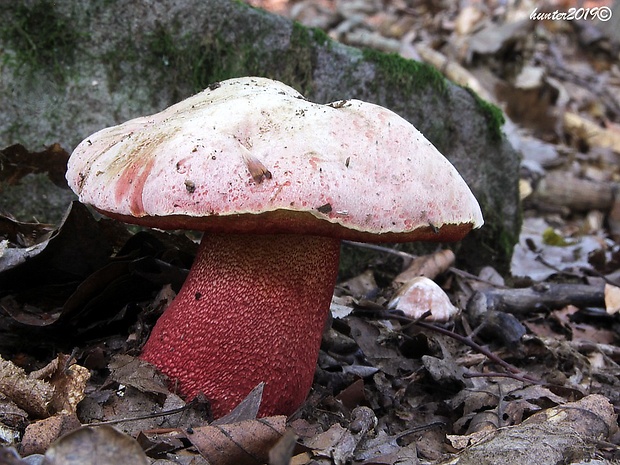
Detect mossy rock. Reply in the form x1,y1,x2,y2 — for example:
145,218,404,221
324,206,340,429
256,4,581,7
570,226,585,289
0,0,520,274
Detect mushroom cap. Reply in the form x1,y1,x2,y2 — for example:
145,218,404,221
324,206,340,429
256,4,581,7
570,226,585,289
388,276,460,322
66,77,483,243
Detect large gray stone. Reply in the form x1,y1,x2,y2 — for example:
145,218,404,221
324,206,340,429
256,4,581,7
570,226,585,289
0,0,520,273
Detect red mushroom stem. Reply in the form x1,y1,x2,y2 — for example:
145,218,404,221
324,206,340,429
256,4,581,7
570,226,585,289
140,232,341,418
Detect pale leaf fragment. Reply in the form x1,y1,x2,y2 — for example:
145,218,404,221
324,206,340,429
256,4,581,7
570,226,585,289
604,283,620,315
36,354,90,415
564,111,620,154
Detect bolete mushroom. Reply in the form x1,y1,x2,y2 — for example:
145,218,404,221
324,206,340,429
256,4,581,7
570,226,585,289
66,76,483,418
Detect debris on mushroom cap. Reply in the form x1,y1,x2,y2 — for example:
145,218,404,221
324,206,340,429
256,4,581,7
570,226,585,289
66,76,483,242
388,276,460,322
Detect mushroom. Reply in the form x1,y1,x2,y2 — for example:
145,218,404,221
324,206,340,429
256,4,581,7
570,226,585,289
66,77,483,418
388,276,460,323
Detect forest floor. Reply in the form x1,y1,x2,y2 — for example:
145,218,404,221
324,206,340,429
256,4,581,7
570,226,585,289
2,0,620,464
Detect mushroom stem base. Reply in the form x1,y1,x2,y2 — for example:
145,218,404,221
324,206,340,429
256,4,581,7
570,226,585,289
141,233,341,418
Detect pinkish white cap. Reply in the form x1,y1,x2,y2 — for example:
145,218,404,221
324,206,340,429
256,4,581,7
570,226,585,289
66,77,483,243
388,276,460,322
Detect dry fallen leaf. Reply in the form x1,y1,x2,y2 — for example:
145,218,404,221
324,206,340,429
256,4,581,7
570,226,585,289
268,429,299,465
0,356,54,418
0,143,70,188
454,4,484,36
394,250,456,284
347,317,416,377
108,354,170,395
442,394,617,465
564,111,620,154
41,425,149,465
187,415,286,465
20,413,82,456
0,447,31,465
35,354,91,416
447,428,495,450
339,269,379,300
0,355,91,457
213,382,266,425
300,407,376,465
0,353,89,419
604,283,620,315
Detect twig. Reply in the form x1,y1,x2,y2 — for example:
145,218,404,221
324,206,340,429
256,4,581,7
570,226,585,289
463,370,544,385
342,240,417,260
364,308,542,383
87,400,199,427
413,320,541,383
534,254,584,280
449,266,511,289
395,421,446,439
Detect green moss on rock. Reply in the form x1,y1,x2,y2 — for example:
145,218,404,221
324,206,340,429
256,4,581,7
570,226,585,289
0,0,83,83
465,87,506,142
362,48,447,96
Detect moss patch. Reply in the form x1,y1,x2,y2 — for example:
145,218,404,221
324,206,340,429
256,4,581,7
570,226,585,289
142,23,221,95
465,87,506,142
104,22,265,104
362,48,447,97
277,22,325,93
0,0,83,83
297,23,331,48
135,19,326,101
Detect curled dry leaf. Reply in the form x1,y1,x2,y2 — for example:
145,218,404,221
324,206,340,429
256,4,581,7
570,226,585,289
338,269,379,300
0,354,89,419
524,393,617,437
415,43,493,102
301,407,376,465
0,356,54,418
212,382,266,425
467,19,532,57
0,447,30,465
394,249,456,284
389,277,459,322
347,317,417,377
330,294,355,319
455,4,484,36
563,111,620,155
108,354,170,395
0,143,70,188
186,415,286,465
0,202,116,331
0,213,54,250
20,413,82,456
443,394,617,465
353,429,419,464
37,354,91,416
447,428,495,451
41,425,148,465
0,395,28,431
268,429,298,465
304,423,352,464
